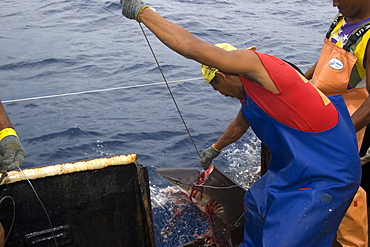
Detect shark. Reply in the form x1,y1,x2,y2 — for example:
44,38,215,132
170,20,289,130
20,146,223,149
156,165,246,247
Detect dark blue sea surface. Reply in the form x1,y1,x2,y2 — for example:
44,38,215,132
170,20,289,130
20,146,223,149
1,0,336,246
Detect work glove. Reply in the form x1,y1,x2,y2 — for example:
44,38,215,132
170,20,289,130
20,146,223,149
0,135,25,172
120,0,148,21
200,144,221,170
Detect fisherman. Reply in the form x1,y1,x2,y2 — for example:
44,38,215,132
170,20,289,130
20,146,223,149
304,0,370,245
120,1,361,246
0,101,25,172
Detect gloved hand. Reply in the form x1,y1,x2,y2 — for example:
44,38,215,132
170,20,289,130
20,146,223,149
120,0,148,21
200,144,221,169
0,135,25,172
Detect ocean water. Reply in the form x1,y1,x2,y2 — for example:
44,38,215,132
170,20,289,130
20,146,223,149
1,0,337,246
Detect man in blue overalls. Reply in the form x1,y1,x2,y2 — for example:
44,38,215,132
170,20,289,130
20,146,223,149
120,1,362,246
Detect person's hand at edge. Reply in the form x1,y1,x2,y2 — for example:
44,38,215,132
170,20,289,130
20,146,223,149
0,128,25,172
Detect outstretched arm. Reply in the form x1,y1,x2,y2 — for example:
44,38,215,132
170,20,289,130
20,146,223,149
121,1,262,78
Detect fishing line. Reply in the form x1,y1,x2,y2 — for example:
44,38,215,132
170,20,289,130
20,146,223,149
196,184,240,190
17,167,59,247
0,195,15,247
139,22,201,157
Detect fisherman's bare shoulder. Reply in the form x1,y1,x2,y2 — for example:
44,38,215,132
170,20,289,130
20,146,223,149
215,49,262,75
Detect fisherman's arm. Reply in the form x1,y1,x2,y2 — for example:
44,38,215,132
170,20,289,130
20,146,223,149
120,0,261,77
352,97,370,132
304,61,317,80
0,102,12,130
0,101,25,172
200,111,249,169
351,42,370,131
214,110,250,150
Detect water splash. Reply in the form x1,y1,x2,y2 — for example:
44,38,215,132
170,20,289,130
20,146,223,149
224,131,261,190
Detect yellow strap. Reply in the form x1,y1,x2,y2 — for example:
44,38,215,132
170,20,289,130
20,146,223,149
212,144,222,152
137,6,151,22
0,128,18,141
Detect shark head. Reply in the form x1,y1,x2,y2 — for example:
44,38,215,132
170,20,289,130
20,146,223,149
156,165,246,246
156,166,214,210
156,167,200,194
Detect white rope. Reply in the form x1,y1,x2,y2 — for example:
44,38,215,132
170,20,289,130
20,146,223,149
2,62,312,104
2,77,203,104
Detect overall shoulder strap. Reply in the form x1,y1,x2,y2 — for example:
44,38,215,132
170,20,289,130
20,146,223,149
325,13,343,39
343,22,370,51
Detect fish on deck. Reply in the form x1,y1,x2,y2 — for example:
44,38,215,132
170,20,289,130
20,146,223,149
156,165,246,247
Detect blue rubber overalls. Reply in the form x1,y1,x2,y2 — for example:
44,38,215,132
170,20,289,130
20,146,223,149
240,56,361,247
